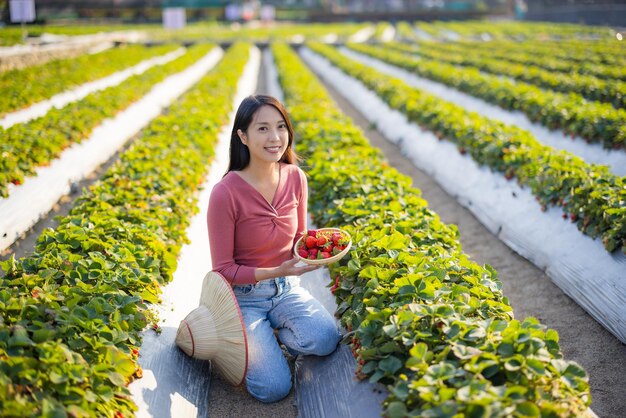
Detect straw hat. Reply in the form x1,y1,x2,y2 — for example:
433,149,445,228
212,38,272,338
175,271,248,386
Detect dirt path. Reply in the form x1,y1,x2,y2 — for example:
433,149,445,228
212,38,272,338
317,73,626,418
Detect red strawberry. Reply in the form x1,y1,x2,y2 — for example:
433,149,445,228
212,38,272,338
330,275,340,294
307,229,317,237
298,248,309,258
332,233,341,245
321,251,331,259
309,248,319,257
317,236,327,247
305,236,317,249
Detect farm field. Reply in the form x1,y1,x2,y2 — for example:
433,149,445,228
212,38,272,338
1,20,625,417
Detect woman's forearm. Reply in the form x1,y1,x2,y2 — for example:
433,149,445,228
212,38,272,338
254,266,284,282
254,257,320,282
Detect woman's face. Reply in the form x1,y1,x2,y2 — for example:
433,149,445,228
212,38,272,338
238,105,289,166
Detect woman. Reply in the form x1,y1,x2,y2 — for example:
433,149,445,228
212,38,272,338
207,95,342,403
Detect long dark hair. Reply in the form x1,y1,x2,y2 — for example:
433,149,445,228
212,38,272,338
226,95,299,174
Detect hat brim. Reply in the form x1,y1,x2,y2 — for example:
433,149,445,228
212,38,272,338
175,271,248,386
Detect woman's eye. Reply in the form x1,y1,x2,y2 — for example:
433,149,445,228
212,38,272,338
259,127,267,132
278,124,286,129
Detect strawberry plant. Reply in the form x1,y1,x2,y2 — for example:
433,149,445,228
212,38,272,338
273,41,591,417
387,41,626,109
308,42,626,254
347,42,626,150
0,43,214,198
0,44,179,117
0,42,252,416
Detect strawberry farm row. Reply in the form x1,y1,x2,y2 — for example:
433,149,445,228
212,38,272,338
347,43,626,151
272,42,591,417
309,42,626,255
0,42,250,417
0,44,179,117
414,20,616,42
414,40,626,82
0,44,213,198
387,41,626,109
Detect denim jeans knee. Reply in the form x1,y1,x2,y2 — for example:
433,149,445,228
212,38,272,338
233,276,340,402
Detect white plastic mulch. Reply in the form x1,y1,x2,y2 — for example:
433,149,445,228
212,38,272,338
128,46,260,418
0,47,224,253
1,47,186,128
299,46,626,345
347,26,375,43
339,47,626,177
380,26,396,42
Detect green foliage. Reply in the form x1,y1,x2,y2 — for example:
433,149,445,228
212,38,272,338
272,41,591,417
0,43,212,198
348,42,626,150
0,42,251,416
387,41,626,110
309,41,626,254
0,44,178,116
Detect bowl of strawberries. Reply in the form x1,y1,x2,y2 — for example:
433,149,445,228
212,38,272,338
294,228,352,265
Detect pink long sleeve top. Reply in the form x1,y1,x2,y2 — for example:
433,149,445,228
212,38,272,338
207,162,308,285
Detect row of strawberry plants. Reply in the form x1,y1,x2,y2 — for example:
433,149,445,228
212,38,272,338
309,42,626,254
347,42,626,150
417,21,615,45
388,41,626,109
0,42,250,417
421,40,626,83
0,43,212,199
272,42,590,417
0,43,179,117
506,39,626,67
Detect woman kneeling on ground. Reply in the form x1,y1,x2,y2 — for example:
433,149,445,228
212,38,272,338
207,94,342,403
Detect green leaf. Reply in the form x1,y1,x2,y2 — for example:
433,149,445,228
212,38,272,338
379,356,403,374
515,401,540,417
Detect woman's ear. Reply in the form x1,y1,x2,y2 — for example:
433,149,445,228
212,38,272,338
237,129,247,145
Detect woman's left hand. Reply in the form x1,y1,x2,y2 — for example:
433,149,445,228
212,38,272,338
278,257,321,277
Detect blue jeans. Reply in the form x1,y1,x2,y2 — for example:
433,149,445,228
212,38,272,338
232,276,342,403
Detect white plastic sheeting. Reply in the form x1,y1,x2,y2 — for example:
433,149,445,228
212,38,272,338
339,47,626,177
0,47,224,253
1,47,186,128
128,46,261,418
348,26,375,43
299,47,626,346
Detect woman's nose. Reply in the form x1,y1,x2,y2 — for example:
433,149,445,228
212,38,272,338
269,129,281,140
